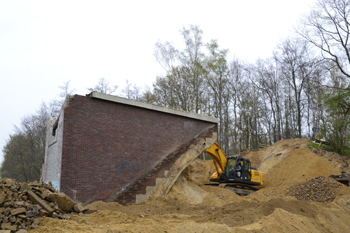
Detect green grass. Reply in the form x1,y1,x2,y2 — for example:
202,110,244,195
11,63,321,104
308,141,349,156
308,141,320,150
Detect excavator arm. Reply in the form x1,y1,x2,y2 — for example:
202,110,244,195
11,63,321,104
205,143,227,179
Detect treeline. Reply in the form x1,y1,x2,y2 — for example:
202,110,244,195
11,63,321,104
141,0,350,156
143,31,325,155
2,0,349,181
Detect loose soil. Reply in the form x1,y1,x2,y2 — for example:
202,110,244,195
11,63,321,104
31,138,350,233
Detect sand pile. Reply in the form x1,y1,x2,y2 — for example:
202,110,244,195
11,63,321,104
262,147,340,188
251,138,309,174
25,138,350,232
310,145,350,176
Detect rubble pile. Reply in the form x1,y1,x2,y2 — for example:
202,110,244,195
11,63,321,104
0,178,86,232
287,176,341,202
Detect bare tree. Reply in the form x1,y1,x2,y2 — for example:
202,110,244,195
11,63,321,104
122,79,145,101
228,59,246,153
51,80,76,116
58,80,76,99
276,38,320,137
205,40,230,152
87,78,118,95
153,25,207,114
298,0,350,78
251,58,283,143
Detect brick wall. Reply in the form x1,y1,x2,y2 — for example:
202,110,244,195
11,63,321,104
61,95,217,205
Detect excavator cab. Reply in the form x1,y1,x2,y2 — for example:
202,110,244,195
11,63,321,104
225,157,252,182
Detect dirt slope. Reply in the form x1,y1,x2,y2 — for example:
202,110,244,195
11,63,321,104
30,138,350,233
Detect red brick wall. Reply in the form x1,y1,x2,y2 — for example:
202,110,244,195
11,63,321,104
61,95,217,204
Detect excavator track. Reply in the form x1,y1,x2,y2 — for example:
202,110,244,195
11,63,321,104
204,183,259,196
224,184,259,196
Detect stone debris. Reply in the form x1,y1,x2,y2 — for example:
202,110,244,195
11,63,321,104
287,176,341,202
0,178,88,232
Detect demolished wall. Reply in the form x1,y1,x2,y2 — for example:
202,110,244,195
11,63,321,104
43,92,218,205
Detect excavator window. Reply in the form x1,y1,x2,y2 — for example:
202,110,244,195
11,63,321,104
227,159,236,169
235,160,243,178
244,160,251,180
226,159,236,178
244,161,249,171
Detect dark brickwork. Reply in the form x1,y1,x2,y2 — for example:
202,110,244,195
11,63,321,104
61,95,217,205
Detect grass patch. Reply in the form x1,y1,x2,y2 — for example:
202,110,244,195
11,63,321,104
308,141,349,156
308,142,320,150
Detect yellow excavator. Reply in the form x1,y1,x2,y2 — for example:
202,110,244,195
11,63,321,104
205,143,263,195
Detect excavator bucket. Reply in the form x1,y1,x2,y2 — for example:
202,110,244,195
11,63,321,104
42,92,218,205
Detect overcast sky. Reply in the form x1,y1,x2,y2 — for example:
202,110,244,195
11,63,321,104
0,0,317,164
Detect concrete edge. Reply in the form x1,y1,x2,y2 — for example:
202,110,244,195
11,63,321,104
89,92,219,124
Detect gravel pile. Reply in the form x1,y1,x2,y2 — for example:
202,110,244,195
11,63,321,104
287,176,341,202
0,178,87,232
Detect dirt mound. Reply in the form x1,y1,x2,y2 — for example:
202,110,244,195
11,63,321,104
182,158,214,184
161,174,208,204
310,145,350,176
256,138,309,173
248,144,350,202
262,147,340,188
28,138,350,233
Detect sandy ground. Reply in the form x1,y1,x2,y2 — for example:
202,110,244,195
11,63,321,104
31,138,350,233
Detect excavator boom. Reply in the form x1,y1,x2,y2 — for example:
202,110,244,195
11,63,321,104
205,143,227,177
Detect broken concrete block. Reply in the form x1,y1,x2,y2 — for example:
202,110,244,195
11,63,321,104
8,216,16,223
26,206,40,218
26,191,53,214
39,209,49,217
40,189,51,199
17,230,28,233
31,218,40,228
1,179,15,186
56,213,71,219
0,178,79,231
73,202,86,213
46,193,75,212
10,208,26,216
1,223,17,231
19,183,32,193
3,208,10,216
14,201,25,207
0,193,6,205
28,181,42,187
84,208,97,214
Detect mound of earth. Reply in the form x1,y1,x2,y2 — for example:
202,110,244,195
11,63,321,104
24,138,350,232
310,145,350,176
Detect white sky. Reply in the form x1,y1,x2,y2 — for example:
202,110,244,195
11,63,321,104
0,0,317,164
